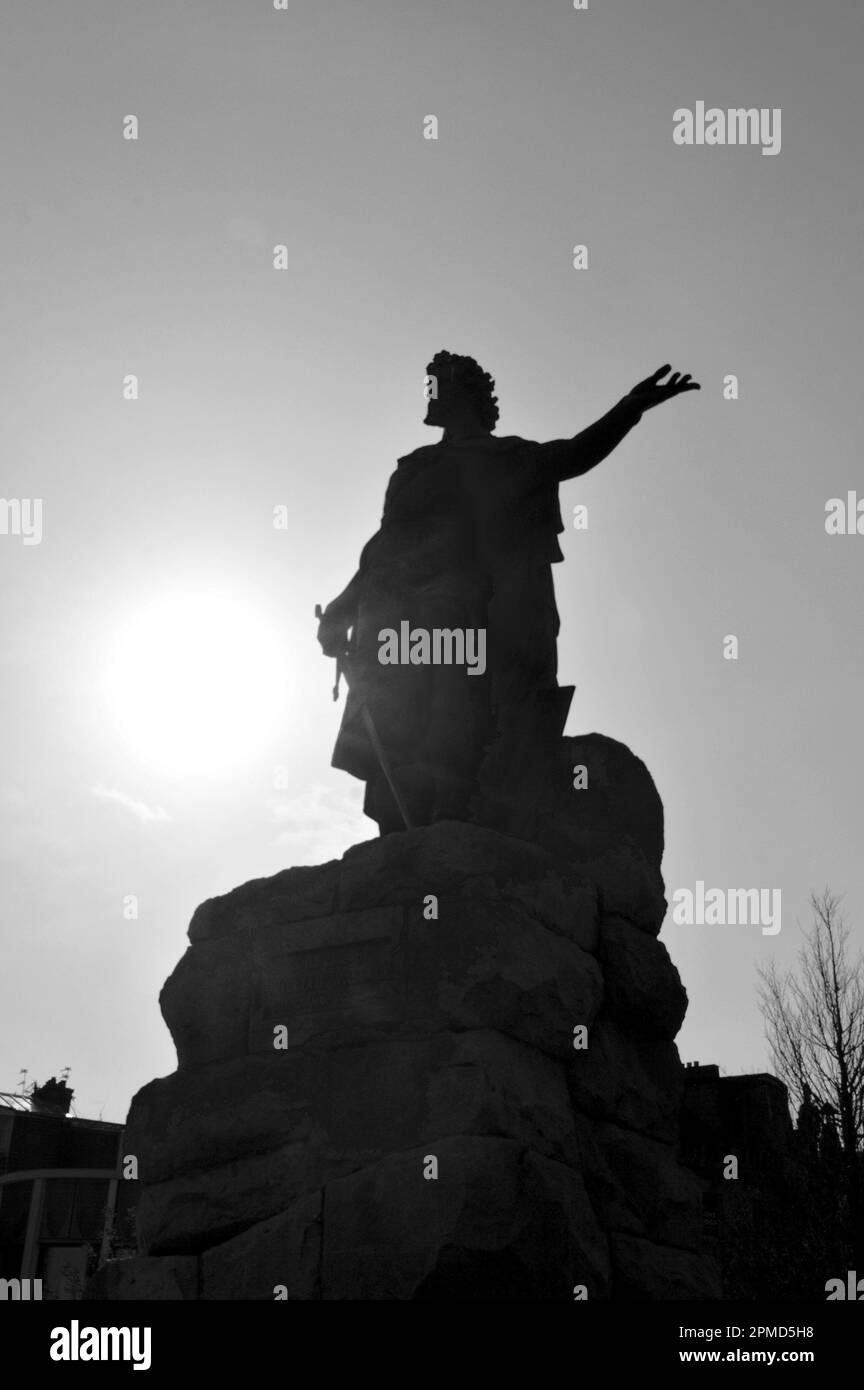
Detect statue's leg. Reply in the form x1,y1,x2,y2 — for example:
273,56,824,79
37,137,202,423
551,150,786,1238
473,563,570,834
488,562,559,708
349,577,492,832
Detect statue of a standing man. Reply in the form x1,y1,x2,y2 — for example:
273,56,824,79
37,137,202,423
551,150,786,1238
318,353,698,834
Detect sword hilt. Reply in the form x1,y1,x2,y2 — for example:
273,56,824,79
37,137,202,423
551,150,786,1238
315,603,344,701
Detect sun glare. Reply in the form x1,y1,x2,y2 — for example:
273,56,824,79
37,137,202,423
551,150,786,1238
99,587,291,779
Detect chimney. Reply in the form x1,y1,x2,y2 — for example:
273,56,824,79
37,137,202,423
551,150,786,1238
31,1077,74,1116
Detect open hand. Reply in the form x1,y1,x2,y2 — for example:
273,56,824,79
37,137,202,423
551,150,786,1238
626,364,700,412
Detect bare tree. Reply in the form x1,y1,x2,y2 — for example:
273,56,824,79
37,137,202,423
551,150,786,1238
758,888,864,1262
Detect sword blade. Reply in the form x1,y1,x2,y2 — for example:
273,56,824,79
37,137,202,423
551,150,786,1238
316,603,411,830
360,706,413,831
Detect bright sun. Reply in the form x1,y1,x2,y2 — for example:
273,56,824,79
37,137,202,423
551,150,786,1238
100,586,291,779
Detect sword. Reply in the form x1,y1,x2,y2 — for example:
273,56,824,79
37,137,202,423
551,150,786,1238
315,603,413,830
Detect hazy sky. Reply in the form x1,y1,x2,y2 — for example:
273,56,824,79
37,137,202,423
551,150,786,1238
2,0,862,1121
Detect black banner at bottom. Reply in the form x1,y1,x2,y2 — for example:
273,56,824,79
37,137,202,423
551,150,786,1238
2,1298,858,1377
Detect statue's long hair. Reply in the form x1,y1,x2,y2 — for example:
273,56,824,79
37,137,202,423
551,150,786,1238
428,350,499,430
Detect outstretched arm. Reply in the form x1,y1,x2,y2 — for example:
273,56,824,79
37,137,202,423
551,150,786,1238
539,364,700,482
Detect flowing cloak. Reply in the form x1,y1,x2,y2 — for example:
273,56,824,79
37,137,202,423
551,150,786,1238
330,433,568,802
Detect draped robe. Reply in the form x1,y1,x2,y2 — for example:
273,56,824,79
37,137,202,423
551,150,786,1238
330,433,570,828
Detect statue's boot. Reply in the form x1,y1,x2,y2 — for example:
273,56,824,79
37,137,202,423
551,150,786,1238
430,767,476,824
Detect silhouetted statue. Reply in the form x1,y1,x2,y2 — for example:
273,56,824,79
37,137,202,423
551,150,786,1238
318,351,699,833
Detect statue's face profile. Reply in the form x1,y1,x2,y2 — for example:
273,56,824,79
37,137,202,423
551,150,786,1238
423,366,452,425
423,366,487,434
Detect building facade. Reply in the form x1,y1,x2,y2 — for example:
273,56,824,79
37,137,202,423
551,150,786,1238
0,1079,137,1300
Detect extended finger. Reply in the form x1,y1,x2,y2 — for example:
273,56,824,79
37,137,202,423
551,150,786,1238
633,364,671,392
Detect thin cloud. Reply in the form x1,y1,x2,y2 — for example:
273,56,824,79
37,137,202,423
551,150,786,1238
271,784,375,864
90,784,170,824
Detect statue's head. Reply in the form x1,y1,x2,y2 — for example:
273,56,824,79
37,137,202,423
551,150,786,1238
423,351,499,436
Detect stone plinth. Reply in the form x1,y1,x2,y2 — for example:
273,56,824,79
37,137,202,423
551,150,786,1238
93,736,719,1300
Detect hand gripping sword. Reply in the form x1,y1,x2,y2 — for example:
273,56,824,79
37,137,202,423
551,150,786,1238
315,604,413,830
